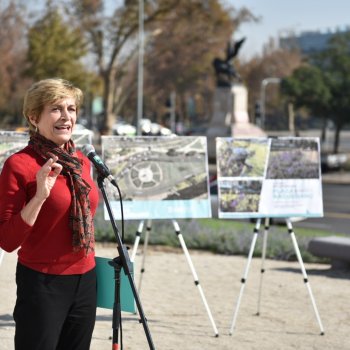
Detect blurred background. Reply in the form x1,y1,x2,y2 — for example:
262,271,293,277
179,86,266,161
1,0,349,169
1,0,350,262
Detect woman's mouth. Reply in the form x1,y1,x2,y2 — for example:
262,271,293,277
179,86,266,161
54,125,71,133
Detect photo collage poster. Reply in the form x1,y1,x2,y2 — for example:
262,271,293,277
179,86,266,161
0,130,92,172
216,137,323,219
101,136,211,220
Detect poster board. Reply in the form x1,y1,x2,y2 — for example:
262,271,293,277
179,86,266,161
95,256,135,312
216,137,323,219
71,131,93,150
0,131,29,172
101,136,212,220
0,130,92,172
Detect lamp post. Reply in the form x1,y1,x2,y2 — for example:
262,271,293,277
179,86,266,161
136,0,144,136
260,77,281,130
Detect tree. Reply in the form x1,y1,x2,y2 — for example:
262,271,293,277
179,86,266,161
71,0,183,133
281,65,331,140
142,1,257,128
71,0,258,134
281,32,350,153
316,32,350,153
0,1,28,125
239,40,303,127
26,2,90,89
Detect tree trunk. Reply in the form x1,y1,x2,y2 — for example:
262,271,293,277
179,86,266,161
178,93,187,128
333,123,341,154
287,102,296,135
320,116,327,143
101,70,116,135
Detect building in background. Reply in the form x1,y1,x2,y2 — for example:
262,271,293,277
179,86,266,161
279,26,350,55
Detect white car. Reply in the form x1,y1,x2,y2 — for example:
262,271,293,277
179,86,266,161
112,122,136,136
73,123,94,137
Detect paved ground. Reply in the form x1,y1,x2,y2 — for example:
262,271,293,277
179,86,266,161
322,170,350,184
1,172,349,349
1,244,350,350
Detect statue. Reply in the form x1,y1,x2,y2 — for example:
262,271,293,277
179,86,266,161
206,36,265,160
212,37,246,87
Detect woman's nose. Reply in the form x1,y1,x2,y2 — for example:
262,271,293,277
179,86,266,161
61,108,69,119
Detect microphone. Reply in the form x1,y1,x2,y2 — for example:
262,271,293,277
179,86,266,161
82,144,117,185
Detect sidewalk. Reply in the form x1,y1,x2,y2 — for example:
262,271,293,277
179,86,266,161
1,244,350,349
322,170,350,184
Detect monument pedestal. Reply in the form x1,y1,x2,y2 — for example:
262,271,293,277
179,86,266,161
207,84,265,160
230,84,266,137
206,87,232,160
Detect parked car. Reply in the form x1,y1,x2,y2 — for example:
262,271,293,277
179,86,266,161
140,118,173,136
321,152,348,172
112,122,136,136
73,123,94,136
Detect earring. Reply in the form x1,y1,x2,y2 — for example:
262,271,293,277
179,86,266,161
34,125,38,133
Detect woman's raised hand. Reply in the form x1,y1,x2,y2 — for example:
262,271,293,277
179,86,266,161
35,156,63,200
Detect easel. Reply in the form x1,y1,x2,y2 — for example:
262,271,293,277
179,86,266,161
229,217,325,335
130,219,219,337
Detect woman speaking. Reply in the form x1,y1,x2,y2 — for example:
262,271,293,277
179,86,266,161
0,78,99,350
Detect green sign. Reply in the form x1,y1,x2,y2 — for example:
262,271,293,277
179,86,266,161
95,256,135,313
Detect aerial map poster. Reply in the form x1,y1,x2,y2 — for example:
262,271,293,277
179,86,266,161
101,136,211,220
0,130,92,172
216,137,323,219
0,131,28,172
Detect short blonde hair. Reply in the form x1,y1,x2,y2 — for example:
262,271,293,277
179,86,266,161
23,78,84,133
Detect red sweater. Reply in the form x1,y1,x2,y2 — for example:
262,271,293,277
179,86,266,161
0,146,99,275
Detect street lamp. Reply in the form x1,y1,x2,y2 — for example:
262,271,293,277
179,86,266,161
136,0,144,136
136,2,162,136
260,77,281,129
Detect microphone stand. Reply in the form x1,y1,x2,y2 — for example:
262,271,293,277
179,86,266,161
97,175,155,350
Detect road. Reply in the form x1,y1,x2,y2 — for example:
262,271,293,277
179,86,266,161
294,182,350,234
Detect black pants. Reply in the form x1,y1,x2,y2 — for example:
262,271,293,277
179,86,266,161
14,263,97,350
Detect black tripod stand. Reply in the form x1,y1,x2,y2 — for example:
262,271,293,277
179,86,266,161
97,175,155,350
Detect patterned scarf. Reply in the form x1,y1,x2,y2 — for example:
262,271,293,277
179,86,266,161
29,132,94,255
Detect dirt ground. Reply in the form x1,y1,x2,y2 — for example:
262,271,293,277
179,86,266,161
1,243,349,350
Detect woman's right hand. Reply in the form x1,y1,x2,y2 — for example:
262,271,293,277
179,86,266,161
20,156,63,226
34,156,63,201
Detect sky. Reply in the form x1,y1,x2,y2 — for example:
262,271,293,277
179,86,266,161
225,0,350,59
25,0,350,60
